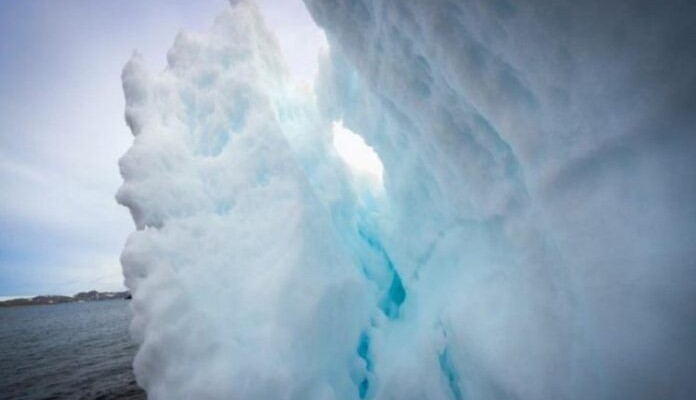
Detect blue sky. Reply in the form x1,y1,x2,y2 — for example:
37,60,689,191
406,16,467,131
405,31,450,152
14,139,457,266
0,0,323,296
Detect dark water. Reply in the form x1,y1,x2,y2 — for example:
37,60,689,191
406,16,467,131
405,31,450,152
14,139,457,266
0,300,145,400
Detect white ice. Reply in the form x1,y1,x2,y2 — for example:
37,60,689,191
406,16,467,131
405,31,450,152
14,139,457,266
118,0,696,399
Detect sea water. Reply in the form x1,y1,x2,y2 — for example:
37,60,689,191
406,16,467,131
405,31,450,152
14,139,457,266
0,300,143,399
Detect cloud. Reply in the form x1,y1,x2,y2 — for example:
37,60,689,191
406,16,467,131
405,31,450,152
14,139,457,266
0,0,228,295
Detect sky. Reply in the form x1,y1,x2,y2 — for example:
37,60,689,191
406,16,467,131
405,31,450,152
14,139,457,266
0,0,325,296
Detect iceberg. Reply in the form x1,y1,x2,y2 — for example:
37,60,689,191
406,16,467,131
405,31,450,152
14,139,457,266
118,0,696,399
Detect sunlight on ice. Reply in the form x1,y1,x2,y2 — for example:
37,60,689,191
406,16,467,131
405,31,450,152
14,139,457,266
332,120,383,181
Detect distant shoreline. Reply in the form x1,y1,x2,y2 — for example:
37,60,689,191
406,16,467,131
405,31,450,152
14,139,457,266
0,290,131,307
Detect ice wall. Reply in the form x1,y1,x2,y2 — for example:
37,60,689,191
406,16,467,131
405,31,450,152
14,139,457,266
118,3,374,398
118,0,696,399
304,0,696,398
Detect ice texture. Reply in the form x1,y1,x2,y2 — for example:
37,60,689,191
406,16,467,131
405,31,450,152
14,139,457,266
118,0,696,399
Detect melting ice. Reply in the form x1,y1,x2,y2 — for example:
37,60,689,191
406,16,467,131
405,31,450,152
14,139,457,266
118,0,696,399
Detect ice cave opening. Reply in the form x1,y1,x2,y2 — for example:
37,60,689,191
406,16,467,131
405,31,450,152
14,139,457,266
331,120,384,182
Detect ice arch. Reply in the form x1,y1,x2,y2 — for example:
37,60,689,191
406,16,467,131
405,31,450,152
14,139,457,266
118,0,696,399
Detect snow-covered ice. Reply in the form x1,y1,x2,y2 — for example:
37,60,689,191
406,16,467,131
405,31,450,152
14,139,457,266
118,0,696,399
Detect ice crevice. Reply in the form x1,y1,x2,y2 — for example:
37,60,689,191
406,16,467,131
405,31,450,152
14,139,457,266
355,330,372,398
438,326,464,400
356,224,405,320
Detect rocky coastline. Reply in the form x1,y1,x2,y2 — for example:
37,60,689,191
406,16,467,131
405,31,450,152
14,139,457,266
0,290,131,307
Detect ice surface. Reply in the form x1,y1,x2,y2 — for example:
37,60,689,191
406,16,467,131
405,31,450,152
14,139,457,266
119,0,696,399
118,4,373,398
